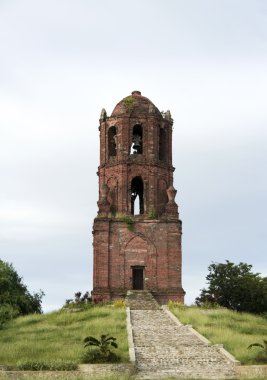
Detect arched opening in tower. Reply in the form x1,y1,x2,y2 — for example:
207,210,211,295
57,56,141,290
108,126,117,157
159,127,167,161
131,125,142,154
131,176,144,215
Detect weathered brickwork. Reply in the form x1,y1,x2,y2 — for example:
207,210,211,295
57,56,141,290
92,91,185,303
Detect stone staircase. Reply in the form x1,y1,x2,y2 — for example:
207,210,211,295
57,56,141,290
126,290,160,310
126,291,238,379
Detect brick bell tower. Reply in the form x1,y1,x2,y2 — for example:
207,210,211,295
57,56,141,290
92,91,185,304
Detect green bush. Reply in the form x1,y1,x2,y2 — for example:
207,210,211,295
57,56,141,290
0,259,44,315
63,291,92,310
63,302,93,311
196,260,267,314
0,304,19,328
148,209,157,219
17,360,78,371
248,340,267,363
82,334,120,363
81,349,121,364
120,215,134,231
123,96,136,111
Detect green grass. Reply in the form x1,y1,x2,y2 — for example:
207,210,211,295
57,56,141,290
0,376,133,380
169,305,267,365
0,305,128,366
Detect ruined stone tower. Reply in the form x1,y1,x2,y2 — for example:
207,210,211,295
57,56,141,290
92,91,185,303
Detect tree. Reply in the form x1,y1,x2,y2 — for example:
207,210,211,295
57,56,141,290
0,259,44,316
0,304,19,328
195,260,267,314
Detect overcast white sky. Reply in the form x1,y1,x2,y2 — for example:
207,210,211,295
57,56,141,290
0,0,266,312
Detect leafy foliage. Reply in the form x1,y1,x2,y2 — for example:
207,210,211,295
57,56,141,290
248,340,267,352
123,96,136,111
248,339,267,363
84,334,118,355
0,259,44,320
82,334,120,363
81,349,120,364
64,291,92,310
0,304,19,328
148,209,157,219
120,215,134,231
196,260,267,314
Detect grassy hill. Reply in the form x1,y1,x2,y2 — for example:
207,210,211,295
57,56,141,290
1,301,266,370
0,304,128,367
169,304,267,365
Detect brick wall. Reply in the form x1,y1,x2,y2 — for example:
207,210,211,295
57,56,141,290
92,91,185,303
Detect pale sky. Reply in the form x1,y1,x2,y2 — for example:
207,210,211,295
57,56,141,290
0,0,266,311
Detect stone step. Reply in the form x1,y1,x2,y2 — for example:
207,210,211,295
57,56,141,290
126,290,160,310
128,291,237,379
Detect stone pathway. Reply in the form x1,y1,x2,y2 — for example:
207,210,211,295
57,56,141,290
126,291,238,379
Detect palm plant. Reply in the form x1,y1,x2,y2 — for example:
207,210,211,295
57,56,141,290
248,340,267,354
83,334,118,356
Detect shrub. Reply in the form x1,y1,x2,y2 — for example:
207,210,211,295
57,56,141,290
82,334,120,363
148,209,157,219
63,302,93,312
123,96,136,111
0,259,44,315
248,340,267,363
84,334,118,354
113,299,125,308
120,215,134,231
63,291,92,310
81,349,120,364
0,304,19,328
